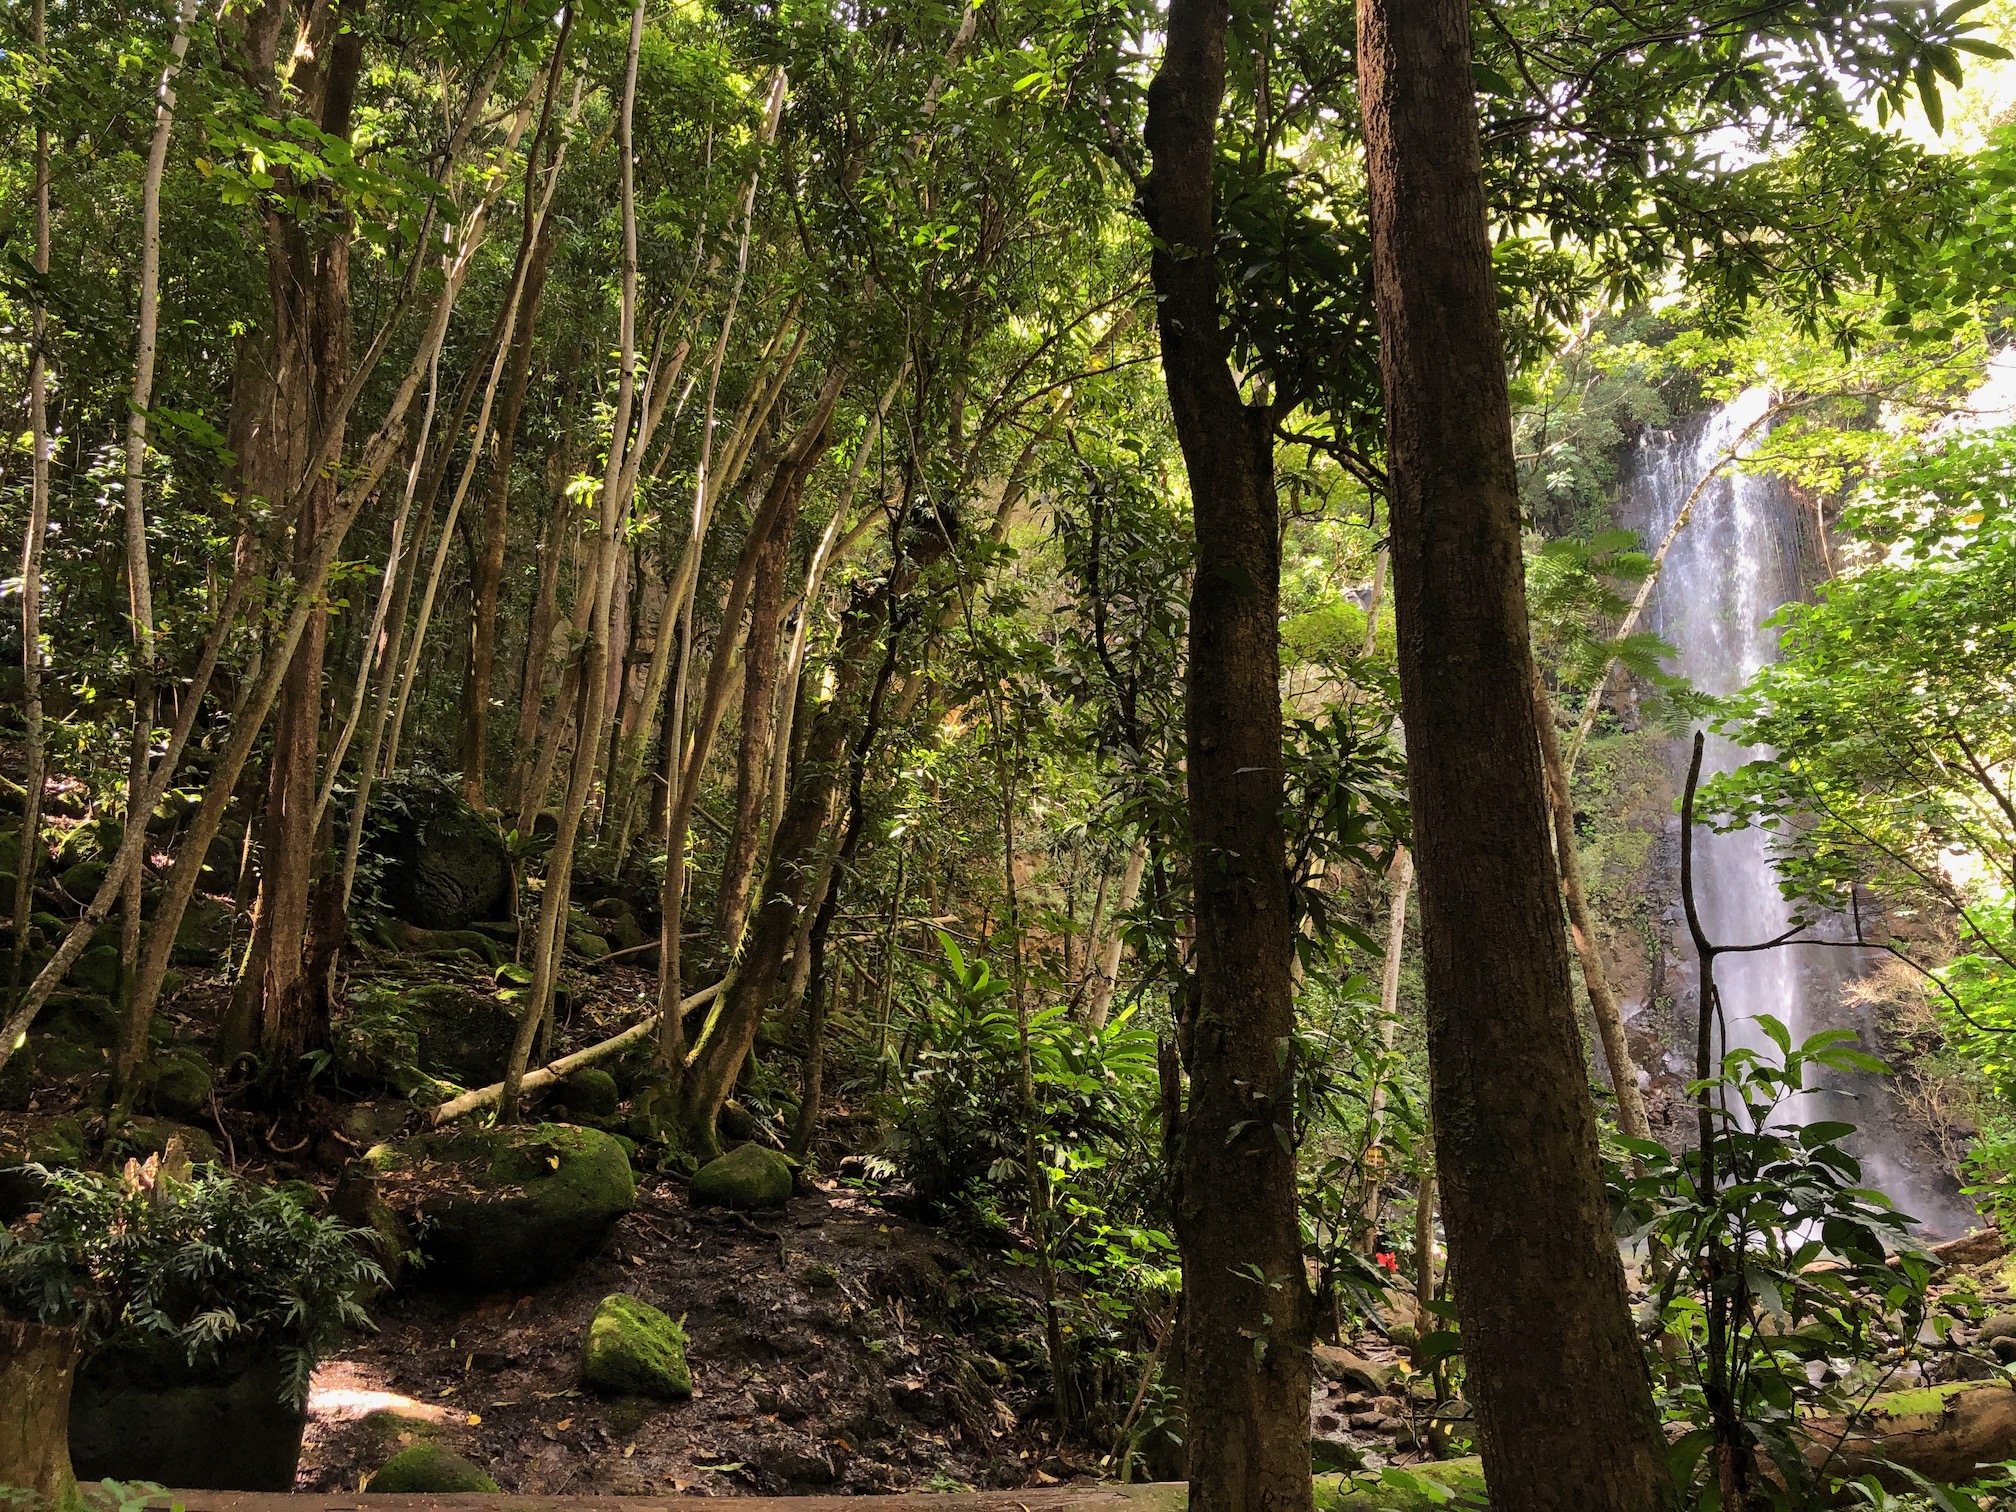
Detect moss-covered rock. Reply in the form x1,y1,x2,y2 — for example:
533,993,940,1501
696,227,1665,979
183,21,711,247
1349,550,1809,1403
405,981,519,1086
59,858,109,902
556,1067,620,1122
143,1049,213,1121
368,1443,500,1493
366,1122,635,1290
110,1118,219,1167
569,928,611,962
690,1142,794,1210
172,894,233,965
581,1293,692,1399
367,773,512,930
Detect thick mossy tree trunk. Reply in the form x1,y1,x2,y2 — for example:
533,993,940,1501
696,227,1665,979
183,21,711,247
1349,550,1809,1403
1141,0,1314,1505
1355,3,1669,1509
0,1321,82,1510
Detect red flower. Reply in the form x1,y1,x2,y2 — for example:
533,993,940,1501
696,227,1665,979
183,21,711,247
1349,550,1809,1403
1375,1250,1398,1274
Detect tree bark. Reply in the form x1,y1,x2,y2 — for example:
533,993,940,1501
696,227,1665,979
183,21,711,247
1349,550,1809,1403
0,1321,81,1512
1141,0,1313,1503
1355,3,1668,1508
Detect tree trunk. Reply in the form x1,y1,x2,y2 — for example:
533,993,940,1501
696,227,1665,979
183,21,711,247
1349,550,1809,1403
1534,668,1652,1142
0,1321,81,1512
1360,847,1414,1238
1082,837,1145,1031
242,5,365,1074
11,0,51,985
1141,0,1313,1503
1355,3,1668,1508
499,0,647,1122
674,580,892,1151
460,212,559,808
117,0,198,990
714,498,791,951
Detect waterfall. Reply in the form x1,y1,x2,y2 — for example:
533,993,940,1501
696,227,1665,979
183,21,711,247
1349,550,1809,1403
1634,391,1978,1239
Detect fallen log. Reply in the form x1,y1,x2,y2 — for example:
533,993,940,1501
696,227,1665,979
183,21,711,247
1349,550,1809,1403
1804,1380,2016,1489
427,980,723,1125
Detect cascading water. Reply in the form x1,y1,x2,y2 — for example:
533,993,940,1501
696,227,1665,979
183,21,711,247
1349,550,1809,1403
1634,390,1978,1239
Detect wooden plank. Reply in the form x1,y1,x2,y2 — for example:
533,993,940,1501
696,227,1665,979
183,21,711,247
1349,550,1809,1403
138,1484,1189,1512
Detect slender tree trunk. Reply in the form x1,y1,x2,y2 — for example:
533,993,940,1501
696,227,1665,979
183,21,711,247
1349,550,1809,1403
459,216,558,806
1082,837,1145,1031
1360,847,1413,1237
507,360,581,813
11,0,51,985
457,38,574,807
713,501,790,950
1356,3,1668,1507
656,378,841,1036
1141,0,1313,1502
1534,668,1652,1141
500,0,647,1121
117,0,199,987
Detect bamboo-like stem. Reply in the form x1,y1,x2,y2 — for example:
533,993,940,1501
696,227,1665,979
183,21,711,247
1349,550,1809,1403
500,0,647,1121
117,0,200,979
1082,837,1146,1031
1359,847,1414,1237
11,0,51,987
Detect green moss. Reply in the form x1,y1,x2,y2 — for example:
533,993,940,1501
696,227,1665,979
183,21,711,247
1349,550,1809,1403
1860,1381,1979,1419
1314,1458,1486,1511
690,1142,794,1210
369,1442,500,1493
581,1293,692,1399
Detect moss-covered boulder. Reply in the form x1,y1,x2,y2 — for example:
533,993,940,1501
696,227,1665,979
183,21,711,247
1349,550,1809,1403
690,1142,794,1210
581,1293,692,1399
172,894,233,965
555,1067,620,1123
143,1049,213,1121
366,1122,634,1290
368,1443,500,1493
405,981,520,1086
367,773,511,930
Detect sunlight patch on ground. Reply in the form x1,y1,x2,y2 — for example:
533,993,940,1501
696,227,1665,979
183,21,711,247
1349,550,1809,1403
308,1360,455,1424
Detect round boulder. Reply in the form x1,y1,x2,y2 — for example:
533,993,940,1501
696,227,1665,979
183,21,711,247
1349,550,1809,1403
369,1444,500,1493
365,1122,634,1290
690,1143,794,1210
